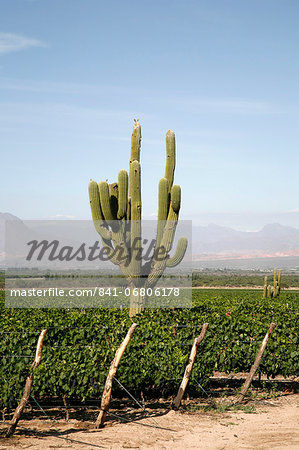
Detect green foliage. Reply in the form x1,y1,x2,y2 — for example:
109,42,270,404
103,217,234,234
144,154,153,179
192,270,299,288
0,290,298,410
0,271,4,289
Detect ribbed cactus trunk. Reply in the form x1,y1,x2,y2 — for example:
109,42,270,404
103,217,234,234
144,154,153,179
129,286,144,317
88,120,187,317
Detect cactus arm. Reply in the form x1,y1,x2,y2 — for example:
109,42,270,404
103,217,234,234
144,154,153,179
170,184,181,213
164,130,176,191
146,184,181,288
88,180,111,241
90,181,127,266
159,185,181,256
166,237,188,268
155,177,169,248
152,129,176,268
273,267,277,289
98,181,131,268
117,170,128,219
108,182,119,220
277,269,282,292
158,178,169,220
99,181,115,222
262,276,268,298
126,197,131,220
271,286,275,297
88,184,120,266
89,180,104,221
273,267,280,297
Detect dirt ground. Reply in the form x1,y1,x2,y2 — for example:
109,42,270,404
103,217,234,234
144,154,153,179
0,393,298,450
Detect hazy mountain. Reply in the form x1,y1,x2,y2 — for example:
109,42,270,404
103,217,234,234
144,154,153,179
192,222,299,258
0,212,38,263
0,213,112,269
1,213,299,263
0,213,23,221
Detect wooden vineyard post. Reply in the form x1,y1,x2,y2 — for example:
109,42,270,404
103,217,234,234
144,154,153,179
173,323,209,410
95,323,137,428
6,329,47,438
234,322,277,404
62,394,69,422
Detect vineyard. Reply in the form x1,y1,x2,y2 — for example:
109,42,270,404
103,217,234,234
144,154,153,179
1,289,298,413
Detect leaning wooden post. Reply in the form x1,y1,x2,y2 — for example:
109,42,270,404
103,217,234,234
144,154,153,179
234,322,277,404
95,323,137,428
173,323,209,410
6,329,47,438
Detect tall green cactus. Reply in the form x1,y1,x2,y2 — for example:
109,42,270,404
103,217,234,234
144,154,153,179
263,276,268,299
89,120,187,316
263,268,282,298
277,269,282,293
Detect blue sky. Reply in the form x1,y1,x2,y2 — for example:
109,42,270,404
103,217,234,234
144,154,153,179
0,0,298,230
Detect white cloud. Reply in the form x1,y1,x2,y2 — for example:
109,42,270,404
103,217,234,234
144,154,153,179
0,78,283,115
0,32,46,55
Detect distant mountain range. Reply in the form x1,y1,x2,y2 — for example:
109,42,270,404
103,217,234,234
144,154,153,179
1,212,299,262
192,223,299,260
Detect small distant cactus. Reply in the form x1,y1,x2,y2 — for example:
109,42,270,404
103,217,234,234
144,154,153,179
89,120,187,316
263,268,282,298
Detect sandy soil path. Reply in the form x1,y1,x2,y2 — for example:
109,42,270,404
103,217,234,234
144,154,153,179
0,394,298,449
